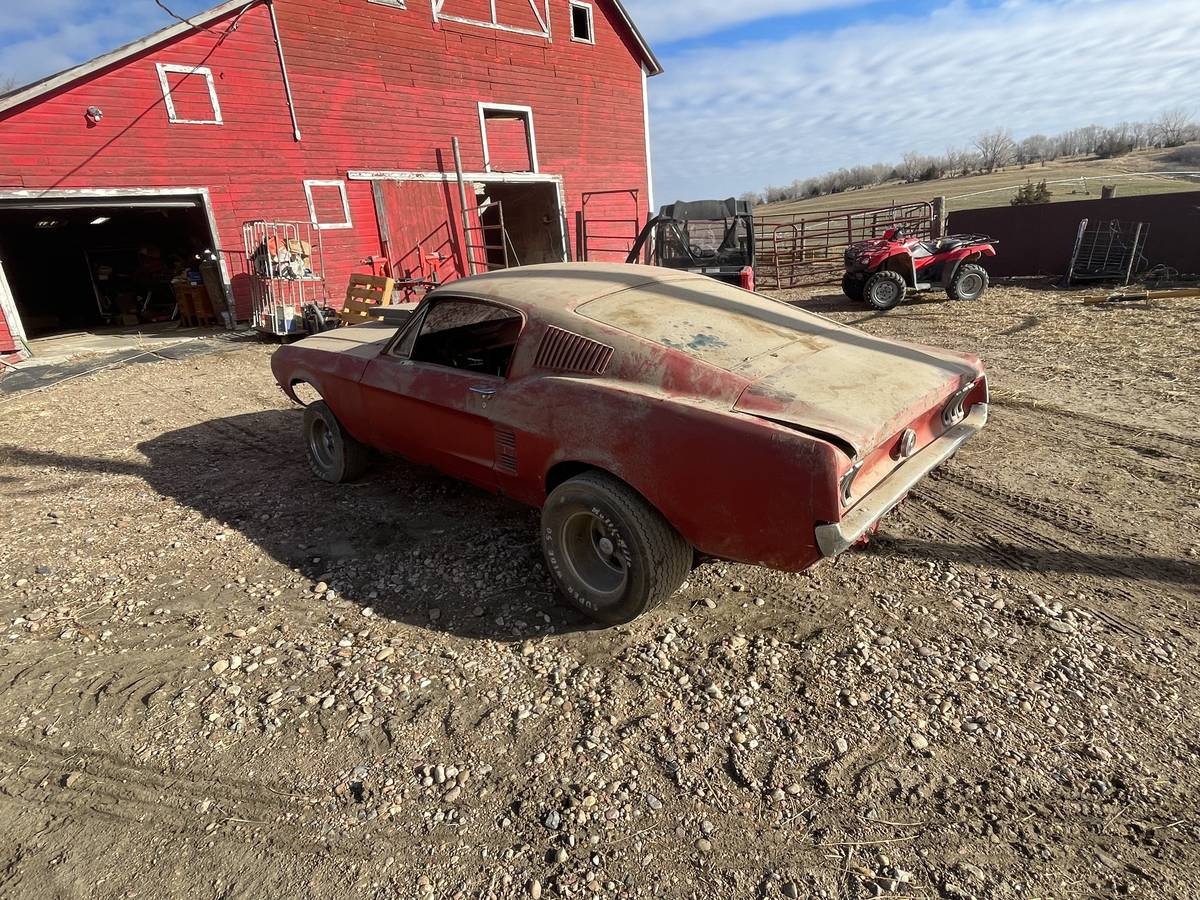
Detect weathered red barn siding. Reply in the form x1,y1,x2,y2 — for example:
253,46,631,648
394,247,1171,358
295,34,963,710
0,0,654,354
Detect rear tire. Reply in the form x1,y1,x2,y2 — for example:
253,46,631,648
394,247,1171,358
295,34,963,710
947,263,989,301
303,400,371,484
841,272,865,302
863,270,908,311
541,472,692,625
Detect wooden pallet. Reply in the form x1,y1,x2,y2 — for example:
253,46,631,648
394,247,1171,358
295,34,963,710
338,274,395,325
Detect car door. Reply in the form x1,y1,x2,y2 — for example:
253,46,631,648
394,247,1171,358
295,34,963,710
358,297,524,490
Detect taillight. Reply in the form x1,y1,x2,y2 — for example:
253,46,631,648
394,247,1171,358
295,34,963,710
739,267,755,292
840,459,864,506
942,379,980,427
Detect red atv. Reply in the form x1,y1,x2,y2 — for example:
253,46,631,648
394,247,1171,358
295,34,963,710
842,229,997,311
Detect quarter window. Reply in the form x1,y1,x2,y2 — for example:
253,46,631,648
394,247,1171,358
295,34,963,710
406,299,524,377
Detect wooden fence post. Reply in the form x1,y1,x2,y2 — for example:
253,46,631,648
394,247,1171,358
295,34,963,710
932,196,947,238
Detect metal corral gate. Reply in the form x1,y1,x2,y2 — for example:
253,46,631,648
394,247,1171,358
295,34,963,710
1065,218,1149,286
755,201,935,289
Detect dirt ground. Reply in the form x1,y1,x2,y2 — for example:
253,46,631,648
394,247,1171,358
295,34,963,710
0,283,1197,900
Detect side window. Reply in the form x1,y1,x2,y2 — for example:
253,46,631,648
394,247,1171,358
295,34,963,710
406,299,524,378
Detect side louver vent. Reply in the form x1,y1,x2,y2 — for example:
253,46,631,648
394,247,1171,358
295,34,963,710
494,429,518,474
534,326,614,376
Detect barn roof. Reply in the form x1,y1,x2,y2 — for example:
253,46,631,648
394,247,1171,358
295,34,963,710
0,0,662,116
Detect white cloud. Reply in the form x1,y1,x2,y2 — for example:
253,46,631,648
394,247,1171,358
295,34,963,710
621,0,874,43
646,0,1200,202
0,0,209,87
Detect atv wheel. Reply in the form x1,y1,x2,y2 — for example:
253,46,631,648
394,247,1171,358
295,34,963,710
863,270,908,311
841,272,866,303
541,472,691,626
948,263,989,301
303,400,371,484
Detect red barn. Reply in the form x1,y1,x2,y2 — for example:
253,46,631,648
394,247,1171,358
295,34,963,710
0,0,660,359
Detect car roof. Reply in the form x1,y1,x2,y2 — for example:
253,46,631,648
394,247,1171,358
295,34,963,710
427,263,716,316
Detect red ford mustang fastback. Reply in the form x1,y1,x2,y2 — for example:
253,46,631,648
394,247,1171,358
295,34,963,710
272,263,988,624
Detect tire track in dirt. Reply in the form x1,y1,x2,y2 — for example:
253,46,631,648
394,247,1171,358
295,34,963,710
996,392,1200,453
0,736,364,861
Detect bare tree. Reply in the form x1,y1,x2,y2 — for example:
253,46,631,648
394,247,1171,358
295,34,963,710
973,129,1016,172
0,73,20,94
1151,106,1195,147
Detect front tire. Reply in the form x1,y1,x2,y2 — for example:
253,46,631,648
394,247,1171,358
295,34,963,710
303,400,370,484
541,472,692,625
841,272,865,302
863,270,908,311
947,263,989,301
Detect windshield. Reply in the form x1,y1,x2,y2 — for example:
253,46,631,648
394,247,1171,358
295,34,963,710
657,217,751,267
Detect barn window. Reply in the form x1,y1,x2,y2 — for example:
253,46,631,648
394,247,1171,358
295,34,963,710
156,63,222,125
479,104,539,174
304,180,353,230
570,2,594,43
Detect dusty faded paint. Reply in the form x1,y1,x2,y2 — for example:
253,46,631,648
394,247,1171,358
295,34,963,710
271,263,988,572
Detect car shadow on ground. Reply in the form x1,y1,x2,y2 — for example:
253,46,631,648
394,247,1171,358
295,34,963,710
8,409,603,642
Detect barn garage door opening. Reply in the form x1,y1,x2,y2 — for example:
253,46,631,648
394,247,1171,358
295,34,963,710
475,181,565,268
0,195,222,349
371,177,566,286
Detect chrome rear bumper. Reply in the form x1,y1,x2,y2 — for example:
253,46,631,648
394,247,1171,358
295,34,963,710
815,403,989,558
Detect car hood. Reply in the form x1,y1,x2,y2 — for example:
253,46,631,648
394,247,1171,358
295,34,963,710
733,333,982,457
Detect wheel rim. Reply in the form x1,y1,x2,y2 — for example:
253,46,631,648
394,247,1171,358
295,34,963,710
308,418,337,469
959,273,983,296
873,281,900,304
559,511,628,602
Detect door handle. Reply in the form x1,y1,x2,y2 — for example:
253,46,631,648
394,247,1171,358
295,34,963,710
469,385,498,401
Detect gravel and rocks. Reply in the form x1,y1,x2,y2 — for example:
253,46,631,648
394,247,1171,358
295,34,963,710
0,284,1197,898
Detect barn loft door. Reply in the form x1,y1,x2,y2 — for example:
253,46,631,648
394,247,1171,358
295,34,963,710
432,0,551,39
482,109,535,173
371,180,464,286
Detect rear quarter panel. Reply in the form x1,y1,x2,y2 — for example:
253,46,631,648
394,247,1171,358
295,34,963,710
498,376,844,571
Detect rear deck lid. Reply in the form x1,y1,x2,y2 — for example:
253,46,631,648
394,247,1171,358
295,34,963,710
578,276,980,456
734,335,980,457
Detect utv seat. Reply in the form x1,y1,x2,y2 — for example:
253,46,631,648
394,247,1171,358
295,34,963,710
933,238,964,253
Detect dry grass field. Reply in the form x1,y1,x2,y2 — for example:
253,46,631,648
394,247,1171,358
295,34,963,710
758,146,1200,217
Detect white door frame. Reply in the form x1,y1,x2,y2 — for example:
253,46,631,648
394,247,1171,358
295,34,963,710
0,254,26,350
348,170,569,263
0,187,233,348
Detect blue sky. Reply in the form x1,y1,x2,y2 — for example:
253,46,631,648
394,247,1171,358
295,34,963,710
3,0,1197,201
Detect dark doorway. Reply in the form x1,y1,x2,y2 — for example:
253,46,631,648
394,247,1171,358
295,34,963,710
0,197,217,340
476,181,565,267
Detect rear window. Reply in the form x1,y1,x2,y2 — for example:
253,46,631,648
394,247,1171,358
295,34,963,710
576,278,833,370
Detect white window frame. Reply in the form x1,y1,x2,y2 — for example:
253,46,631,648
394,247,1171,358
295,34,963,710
478,103,539,174
156,63,223,125
431,0,551,41
569,1,594,44
366,0,406,8
304,180,353,230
